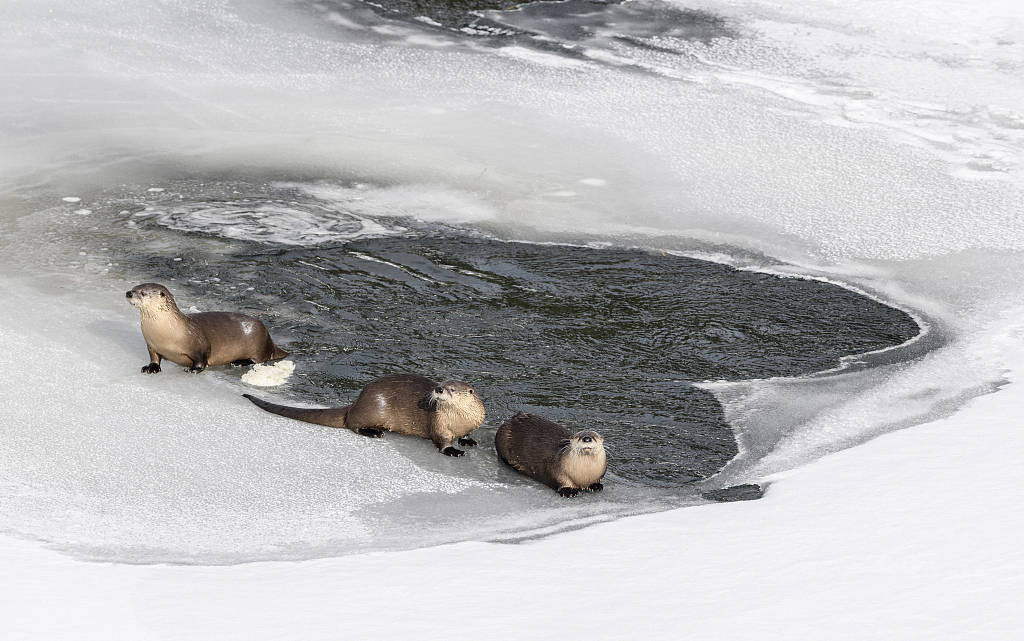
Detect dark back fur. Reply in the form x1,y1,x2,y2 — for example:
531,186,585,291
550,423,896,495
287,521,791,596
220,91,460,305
495,413,570,489
190,312,287,364
345,374,436,436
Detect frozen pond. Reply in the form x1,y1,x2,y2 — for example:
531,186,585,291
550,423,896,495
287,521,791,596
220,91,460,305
0,0,1020,567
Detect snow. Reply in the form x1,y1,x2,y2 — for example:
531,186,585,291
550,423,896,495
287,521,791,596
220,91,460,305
3,335,1022,639
240,359,295,387
1,0,1023,637
0,277,671,564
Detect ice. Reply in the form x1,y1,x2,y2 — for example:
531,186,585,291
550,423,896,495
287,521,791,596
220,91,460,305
139,196,403,246
0,274,672,563
1,0,1023,636
414,16,443,28
5,348,1024,638
285,181,501,228
0,279,477,561
673,0,1024,182
496,45,591,68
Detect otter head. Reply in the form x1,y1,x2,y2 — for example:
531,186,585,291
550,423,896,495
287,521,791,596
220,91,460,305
568,430,605,456
428,380,486,424
561,429,606,489
125,283,178,315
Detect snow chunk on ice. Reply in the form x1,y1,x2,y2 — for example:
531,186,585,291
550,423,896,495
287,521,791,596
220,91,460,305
242,359,295,387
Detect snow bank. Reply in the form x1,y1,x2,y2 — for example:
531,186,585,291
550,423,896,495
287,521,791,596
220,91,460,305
3,328,1022,639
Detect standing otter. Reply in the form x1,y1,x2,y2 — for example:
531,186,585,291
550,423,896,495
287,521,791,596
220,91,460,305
243,374,485,456
496,413,607,497
126,282,287,374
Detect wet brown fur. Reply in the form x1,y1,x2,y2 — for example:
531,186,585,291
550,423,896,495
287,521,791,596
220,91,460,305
244,374,485,454
127,282,287,372
496,413,607,495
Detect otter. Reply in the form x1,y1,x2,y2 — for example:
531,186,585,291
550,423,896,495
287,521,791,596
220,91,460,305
126,282,287,374
243,374,485,456
495,412,607,497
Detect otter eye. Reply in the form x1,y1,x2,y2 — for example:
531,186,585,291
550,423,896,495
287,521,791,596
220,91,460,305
434,386,443,394
468,389,474,394
159,292,165,297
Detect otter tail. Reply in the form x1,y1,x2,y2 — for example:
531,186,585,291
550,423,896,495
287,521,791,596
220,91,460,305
243,394,348,429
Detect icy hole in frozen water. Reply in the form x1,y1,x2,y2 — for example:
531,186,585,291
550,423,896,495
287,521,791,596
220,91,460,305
6,179,920,563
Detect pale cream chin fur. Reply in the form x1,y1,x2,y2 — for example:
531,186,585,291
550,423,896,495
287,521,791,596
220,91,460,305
435,392,486,438
135,297,190,339
561,441,607,489
131,294,178,319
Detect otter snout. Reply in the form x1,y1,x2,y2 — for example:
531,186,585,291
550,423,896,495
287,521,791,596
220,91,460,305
571,430,604,455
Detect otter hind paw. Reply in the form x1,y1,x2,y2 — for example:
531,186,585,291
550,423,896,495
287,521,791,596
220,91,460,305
141,363,161,374
587,482,604,493
457,436,477,447
442,447,466,457
557,487,581,498
357,428,385,438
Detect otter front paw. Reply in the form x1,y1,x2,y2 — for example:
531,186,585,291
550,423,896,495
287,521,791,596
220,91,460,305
557,487,581,498
586,482,604,493
441,447,466,457
357,428,385,438
185,366,206,374
141,362,161,374
457,436,477,447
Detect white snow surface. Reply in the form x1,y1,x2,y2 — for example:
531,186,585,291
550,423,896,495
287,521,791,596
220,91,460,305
240,359,296,387
3,336,1023,639
1,0,1024,638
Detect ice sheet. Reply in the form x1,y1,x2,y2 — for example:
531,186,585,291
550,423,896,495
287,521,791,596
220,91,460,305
1,0,1023,636
3,330,1023,639
0,276,676,563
